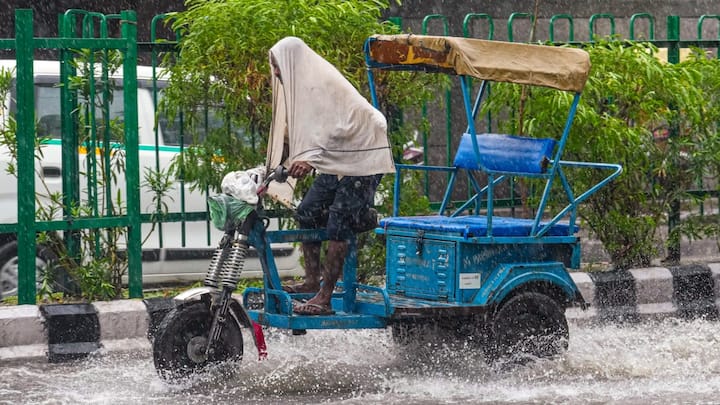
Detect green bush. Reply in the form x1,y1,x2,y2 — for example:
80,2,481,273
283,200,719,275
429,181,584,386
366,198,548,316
162,0,439,194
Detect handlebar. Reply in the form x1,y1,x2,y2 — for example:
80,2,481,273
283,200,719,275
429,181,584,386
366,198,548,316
256,165,288,196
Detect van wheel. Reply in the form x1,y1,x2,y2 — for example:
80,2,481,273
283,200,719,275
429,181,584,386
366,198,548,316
0,241,70,297
485,292,569,364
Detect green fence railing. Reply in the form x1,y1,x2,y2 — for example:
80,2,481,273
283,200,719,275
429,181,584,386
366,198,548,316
0,9,140,304
5,9,720,303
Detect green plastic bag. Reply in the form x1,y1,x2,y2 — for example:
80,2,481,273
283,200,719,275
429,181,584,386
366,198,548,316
208,194,255,232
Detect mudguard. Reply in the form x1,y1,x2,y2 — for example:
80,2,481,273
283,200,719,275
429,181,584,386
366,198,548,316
471,262,584,307
173,286,267,359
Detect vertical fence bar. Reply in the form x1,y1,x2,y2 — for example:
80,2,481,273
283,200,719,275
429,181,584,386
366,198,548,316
629,13,655,40
103,15,122,223
82,13,104,259
507,12,535,42
548,14,575,42
463,12,494,130
549,14,574,42
697,15,720,59
421,14,450,196
589,14,616,39
121,10,142,298
150,13,167,248
463,13,494,40
462,13,495,209
507,12,537,215
15,9,37,305
694,15,719,213
60,11,82,277
697,15,720,40
667,16,680,62
665,15,681,263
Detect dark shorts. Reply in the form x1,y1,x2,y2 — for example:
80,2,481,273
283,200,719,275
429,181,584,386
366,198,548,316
295,173,382,240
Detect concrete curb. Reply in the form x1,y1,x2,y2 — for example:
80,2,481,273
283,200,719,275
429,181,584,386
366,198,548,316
2,262,719,361
568,262,720,323
0,298,165,362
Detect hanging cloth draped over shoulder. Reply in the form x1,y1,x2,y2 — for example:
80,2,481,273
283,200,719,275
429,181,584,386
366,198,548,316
266,36,395,180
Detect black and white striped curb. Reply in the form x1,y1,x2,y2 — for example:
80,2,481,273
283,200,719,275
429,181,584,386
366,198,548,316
567,262,720,323
0,297,175,362
1,263,719,361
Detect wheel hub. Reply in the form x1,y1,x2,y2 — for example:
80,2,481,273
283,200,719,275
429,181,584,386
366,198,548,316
186,336,209,363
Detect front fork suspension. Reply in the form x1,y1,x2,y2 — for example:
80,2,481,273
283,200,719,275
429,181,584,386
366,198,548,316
206,286,235,358
205,236,251,358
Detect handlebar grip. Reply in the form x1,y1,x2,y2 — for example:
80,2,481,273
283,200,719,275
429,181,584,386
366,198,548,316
257,165,288,196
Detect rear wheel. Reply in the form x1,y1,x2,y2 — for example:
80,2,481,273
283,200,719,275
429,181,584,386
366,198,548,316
485,292,568,364
153,300,244,382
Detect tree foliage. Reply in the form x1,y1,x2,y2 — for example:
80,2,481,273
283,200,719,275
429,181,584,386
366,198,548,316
162,0,438,192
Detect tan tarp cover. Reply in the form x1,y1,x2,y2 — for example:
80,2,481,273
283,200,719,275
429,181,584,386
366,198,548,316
369,34,591,92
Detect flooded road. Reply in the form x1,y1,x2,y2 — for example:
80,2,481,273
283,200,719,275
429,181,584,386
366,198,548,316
2,318,720,404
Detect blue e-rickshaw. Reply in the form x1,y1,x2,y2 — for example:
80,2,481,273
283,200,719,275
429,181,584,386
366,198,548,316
152,34,622,381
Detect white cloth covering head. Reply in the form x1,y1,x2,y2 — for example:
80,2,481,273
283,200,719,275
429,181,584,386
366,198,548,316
266,36,395,178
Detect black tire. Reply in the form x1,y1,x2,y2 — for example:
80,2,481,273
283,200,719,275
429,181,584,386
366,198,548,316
485,292,569,364
153,300,244,382
0,241,72,297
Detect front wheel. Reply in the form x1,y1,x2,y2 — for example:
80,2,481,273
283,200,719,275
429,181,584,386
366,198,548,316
153,300,244,382
485,292,569,364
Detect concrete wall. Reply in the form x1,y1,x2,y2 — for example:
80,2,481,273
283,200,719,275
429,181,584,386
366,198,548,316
0,1,184,42
3,1,715,42
385,0,720,41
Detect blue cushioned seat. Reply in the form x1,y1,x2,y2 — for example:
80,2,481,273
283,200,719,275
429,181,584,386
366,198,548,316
380,215,575,237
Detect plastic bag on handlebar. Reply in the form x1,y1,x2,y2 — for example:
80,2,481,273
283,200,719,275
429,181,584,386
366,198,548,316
208,194,255,232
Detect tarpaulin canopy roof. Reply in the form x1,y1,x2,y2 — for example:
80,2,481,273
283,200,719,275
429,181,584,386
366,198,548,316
366,34,591,92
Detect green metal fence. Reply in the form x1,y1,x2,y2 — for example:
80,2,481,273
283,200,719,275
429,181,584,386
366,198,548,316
0,9,141,304
4,9,720,304
0,9,231,305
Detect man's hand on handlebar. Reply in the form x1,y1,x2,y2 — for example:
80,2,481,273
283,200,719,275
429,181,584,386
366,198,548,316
256,163,311,197
288,161,314,179
256,165,289,197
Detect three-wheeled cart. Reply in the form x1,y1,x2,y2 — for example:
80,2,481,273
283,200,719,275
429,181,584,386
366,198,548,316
152,35,622,380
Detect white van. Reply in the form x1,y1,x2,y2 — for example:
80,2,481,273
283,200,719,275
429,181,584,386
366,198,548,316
0,60,302,297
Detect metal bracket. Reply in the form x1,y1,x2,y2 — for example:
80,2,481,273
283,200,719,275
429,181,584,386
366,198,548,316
415,230,425,256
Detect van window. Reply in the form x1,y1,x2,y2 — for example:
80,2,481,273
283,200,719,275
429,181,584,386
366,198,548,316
35,86,62,137
35,83,133,142
155,91,247,147
29,79,252,148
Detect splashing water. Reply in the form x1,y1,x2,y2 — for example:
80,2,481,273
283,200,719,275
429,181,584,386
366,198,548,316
2,319,720,404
